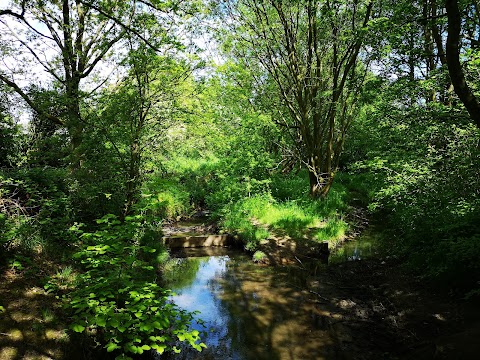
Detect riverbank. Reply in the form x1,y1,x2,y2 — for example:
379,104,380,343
308,255,479,359
1,221,478,359
239,218,480,359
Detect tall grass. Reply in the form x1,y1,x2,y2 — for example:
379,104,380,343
219,176,349,251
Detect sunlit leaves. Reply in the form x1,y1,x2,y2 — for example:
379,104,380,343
59,214,206,358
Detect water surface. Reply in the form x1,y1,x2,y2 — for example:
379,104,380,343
165,248,338,360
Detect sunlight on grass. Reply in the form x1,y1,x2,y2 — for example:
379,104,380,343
220,183,349,250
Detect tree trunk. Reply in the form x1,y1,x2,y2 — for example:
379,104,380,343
445,0,480,128
124,140,141,217
308,169,334,198
65,78,85,171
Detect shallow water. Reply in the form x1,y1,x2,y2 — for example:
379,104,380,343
329,229,379,264
164,248,338,360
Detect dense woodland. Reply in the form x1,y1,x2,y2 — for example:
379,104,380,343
0,0,479,359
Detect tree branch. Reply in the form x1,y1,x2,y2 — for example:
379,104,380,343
0,73,63,126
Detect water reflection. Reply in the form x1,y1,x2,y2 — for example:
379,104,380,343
165,249,336,360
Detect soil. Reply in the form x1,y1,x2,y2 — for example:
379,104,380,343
0,256,85,360
253,223,480,360
309,258,480,359
165,218,480,360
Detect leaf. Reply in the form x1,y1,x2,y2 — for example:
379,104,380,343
106,342,120,352
151,344,166,354
141,323,153,331
71,324,85,333
117,326,127,333
96,317,107,327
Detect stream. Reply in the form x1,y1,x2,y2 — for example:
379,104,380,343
161,239,373,360
164,248,331,360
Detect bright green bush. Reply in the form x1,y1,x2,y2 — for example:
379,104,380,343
141,178,191,219
61,215,205,359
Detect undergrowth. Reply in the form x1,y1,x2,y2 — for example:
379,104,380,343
218,176,349,251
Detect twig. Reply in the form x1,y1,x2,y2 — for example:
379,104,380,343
308,289,330,302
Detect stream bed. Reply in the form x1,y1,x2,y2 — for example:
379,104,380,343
163,247,338,360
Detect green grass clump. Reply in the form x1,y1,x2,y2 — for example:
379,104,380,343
252,251,267,263
313,218,348,248
219,180,349,251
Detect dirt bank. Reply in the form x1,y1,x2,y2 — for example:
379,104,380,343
304,256,480,359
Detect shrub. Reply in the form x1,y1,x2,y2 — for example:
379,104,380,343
59,215,205,359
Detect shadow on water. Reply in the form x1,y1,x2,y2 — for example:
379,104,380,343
159,228,480,360
162,248,340,360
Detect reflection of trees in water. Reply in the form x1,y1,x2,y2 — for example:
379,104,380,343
210,258,249,359
211,259,281,360
162,257,204,289
161,253,327,360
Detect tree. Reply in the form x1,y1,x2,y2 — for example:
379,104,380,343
0,0,177,169
90,23,197,216
0,101,19,168
120,44,194,215
445,0,480,128
219,0,374,197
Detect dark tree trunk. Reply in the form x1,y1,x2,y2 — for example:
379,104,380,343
65,78,85,171
445,0,480,128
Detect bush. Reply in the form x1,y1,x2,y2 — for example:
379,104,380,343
59,215,206,359
0,168,75,253
344,100,480,293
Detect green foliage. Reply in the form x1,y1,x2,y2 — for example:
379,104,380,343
345,90,480,291
219,178,349,251
0,106,21,167
25,87,69,168
60,215,205,359
252,250,267,263
151,63,280,212
141,178,192,219
0,168,74,253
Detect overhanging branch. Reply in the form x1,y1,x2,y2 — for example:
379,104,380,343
0,73,64,126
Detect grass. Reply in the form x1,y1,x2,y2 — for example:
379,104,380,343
140,178,192,219
219,179,349,251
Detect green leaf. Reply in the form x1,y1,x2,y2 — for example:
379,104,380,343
151,344,166,354
71,324,85,333
117,326,127,333
96,317,107,327
106,342,120,352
